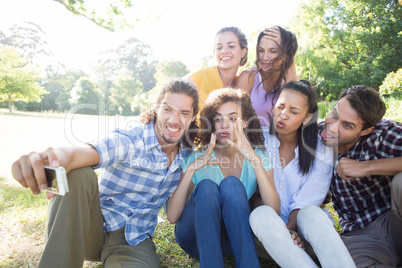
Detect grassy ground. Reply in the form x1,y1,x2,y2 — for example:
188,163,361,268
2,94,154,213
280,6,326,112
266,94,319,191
0,178,280,267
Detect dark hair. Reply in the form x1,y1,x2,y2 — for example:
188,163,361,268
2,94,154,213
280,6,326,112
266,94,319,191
270,80,318,175
197,88,265,150
215,26,248,66
339,85,386,130
140,79,199,148
254,26,298,105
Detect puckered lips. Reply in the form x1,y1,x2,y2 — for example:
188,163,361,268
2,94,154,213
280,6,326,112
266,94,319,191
218,131,230,137
276,120,286,129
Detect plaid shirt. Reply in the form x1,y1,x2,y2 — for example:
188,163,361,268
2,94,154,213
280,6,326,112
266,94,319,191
91,121,190,245
329,119,402,234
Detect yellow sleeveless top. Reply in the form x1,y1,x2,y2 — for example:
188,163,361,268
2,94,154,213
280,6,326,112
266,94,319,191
191,66,224,111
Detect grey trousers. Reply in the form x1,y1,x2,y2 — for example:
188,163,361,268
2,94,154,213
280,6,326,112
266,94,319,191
341,172,402,268
38,167,161,268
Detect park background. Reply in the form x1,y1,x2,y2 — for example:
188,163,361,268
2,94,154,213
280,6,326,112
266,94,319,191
0,0,401,267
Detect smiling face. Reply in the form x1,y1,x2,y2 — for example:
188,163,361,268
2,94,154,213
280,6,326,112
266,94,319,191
154,93,195,147
273,89,311,137
214,31,246,71
257,36,283,72
213,101,241,145
320,97,372,154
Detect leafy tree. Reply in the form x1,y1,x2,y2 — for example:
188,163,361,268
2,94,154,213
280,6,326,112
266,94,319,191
0,45,46,112
108,74,143,116
91,38,157,92
291,0,402,100
379,68,402,98
70,77,102,115
154,60,189,89
42,68,87,112
0,22,52,66
52,0,157,31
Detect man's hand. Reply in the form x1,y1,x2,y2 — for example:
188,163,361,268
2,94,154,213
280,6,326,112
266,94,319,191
336,157,369,181
11,147,63,198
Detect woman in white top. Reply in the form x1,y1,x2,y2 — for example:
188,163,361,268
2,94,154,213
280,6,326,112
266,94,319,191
249,80,355,267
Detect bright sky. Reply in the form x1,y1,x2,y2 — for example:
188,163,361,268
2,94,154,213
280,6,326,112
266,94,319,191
0,0,307,72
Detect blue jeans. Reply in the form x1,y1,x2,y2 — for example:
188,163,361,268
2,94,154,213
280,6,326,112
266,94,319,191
174,177,260,268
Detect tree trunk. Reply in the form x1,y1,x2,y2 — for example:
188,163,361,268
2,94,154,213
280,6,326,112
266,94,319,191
8,94,13,112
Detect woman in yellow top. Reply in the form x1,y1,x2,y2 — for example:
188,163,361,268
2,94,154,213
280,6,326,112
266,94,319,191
187,26,248,110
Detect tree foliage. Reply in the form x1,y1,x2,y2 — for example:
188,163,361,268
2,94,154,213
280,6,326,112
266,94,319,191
0,22,51,62
41,69,87,112
52,0,158,31
70,77,102,114
52,0,133,31
0,45,47,111
92,38,157,92
153,60,189,89
108,74,143,115
379,68,402,98
291,0,402,100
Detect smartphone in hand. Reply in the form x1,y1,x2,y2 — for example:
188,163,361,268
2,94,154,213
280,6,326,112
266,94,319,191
44,165,69,196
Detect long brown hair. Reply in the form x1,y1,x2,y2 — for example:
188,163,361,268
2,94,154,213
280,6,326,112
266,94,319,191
197,88,265,150
254,26,298,103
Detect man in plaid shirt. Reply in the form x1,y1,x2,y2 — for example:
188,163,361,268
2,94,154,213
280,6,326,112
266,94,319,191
11,79,199,268
320,85,402,267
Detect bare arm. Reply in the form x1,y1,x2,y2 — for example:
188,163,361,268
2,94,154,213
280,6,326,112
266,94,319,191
337,156,402,181
287,209,304,248
285,61,299,82
166,170,196,224
235,69,255,94
227,118,280,214
251,160,280,214
11,145,99,196
287,209,299,232
166,134,219,224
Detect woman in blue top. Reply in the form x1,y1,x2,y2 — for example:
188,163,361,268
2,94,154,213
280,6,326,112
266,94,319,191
167,88,280,268
249,80,355,267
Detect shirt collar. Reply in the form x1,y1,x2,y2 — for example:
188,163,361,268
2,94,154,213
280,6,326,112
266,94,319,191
144,121,160,151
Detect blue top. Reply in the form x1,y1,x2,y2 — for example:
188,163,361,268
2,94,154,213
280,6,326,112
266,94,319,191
91,121,190,245
181,148,273,200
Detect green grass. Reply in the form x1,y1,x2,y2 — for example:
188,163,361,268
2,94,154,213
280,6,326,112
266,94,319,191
0,177,278,267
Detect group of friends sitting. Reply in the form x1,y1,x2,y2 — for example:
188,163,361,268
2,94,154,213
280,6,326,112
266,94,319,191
12,26,401,268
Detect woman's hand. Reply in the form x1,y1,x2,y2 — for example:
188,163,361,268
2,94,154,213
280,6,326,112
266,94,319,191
227,118,256,161
187,133,219,173
263,26,281,45
289,229,305,249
